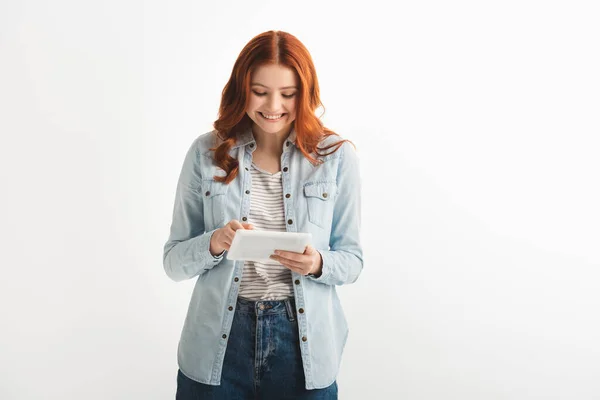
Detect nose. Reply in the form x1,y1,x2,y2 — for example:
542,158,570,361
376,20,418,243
266,94,283,112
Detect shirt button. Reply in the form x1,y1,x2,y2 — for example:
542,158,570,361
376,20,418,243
249,143,254,148
287,219,293,225
298,308,304,314
245,167,249,171
301,336,307,342
286,141,290,147
322,193,328,198
242,217,247,221
234,277,239,282
205,191,210,196
228,306,233,311
222,334,227,339
246,190,250,194
285,193,291,198
283,167,288,172
294,279,300,285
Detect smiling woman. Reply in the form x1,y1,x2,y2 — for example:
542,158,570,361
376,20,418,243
209,31,354,185
163,30,363,400
247,63,298,133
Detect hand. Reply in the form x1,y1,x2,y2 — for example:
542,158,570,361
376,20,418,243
210,219,254,256
269,245,323,277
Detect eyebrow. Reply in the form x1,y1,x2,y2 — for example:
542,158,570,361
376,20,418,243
251,83,298,90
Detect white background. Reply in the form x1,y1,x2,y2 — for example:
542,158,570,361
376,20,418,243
1,0,599,399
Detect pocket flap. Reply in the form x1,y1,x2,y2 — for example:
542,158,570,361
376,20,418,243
200,179,228,198
303,182,336,200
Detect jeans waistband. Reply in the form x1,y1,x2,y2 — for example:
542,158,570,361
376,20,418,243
236,296,296,320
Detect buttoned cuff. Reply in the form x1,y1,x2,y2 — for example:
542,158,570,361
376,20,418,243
306,250,331,283
212,250,226,259
203,229,226,267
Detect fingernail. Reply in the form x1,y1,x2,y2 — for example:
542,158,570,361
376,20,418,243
274,250,280,255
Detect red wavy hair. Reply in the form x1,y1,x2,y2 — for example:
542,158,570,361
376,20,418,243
210,30,353,184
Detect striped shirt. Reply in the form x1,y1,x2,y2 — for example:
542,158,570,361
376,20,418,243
237,162,294,300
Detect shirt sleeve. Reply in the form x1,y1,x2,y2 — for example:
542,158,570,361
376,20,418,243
307,142,364,285
163,138,226,282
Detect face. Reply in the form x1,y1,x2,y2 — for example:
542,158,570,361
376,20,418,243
246,63,298,138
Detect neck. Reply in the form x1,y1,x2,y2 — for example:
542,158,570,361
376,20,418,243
251,124,292,155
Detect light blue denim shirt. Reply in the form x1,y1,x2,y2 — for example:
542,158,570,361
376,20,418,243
163,125,363,390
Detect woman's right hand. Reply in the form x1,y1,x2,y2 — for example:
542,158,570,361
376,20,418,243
209,219,254,256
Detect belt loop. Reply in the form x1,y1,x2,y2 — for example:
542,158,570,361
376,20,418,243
284,299,296,322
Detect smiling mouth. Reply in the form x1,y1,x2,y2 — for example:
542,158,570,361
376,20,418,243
259,112,286,121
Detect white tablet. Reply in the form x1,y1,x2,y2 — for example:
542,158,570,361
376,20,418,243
226,230,312,263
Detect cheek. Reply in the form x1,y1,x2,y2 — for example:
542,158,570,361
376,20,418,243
246,97,261,113
288,100,297,114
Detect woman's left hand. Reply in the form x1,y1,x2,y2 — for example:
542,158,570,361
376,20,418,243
270,245,323,276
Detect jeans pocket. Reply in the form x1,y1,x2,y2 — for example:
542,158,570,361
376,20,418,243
303,181,337,229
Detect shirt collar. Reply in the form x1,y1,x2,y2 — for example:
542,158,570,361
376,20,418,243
231,124,297,150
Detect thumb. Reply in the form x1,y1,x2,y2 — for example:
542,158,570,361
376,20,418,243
304,244,316,254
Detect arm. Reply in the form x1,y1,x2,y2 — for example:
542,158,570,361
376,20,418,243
308,142,364,285
163,139,225,282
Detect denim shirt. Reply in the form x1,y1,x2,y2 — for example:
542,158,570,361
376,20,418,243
163,125,363,390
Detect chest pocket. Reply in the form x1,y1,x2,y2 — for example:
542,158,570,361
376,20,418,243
200,179,229,231
303,181,337,230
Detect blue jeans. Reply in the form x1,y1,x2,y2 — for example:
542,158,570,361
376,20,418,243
176,296,338,399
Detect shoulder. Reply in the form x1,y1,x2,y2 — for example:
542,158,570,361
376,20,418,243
317,134,358,163
191,129,221,158
318,133,343,149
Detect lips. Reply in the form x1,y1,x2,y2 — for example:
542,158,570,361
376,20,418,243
259,112,286,121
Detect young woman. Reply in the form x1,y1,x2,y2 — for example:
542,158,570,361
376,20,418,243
163,30,363,399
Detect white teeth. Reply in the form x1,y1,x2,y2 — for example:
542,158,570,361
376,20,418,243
261,112,283,120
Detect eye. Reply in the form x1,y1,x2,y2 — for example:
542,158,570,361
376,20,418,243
252,90,296,99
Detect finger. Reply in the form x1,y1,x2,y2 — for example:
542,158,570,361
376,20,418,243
274,250,304,262
279,261,310,275
270,254,305,270
276,260,300,271
224,224,238,237
241,223,254,230
303,245,316,255
229,220,244,231
224,230,236,242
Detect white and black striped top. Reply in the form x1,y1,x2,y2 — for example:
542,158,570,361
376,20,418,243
237,162,294,300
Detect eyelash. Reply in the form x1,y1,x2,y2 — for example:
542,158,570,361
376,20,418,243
252,91,296,99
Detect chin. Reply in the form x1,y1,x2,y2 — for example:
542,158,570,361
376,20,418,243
265,122,293,132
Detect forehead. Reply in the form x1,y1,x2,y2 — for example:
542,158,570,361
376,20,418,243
251,64,298,88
